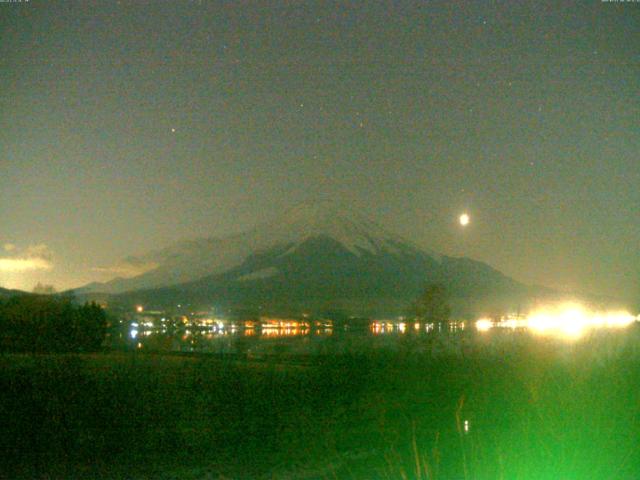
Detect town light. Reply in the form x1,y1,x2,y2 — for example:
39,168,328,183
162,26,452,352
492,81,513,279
475,318,493,332
475,303,636,339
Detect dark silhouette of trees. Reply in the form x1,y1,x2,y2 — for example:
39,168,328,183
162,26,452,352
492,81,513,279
412,283,451,323
0,295,107,353
32,282,57,295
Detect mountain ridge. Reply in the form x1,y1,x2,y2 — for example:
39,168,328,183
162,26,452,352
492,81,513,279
73,203,564,316
108,233,531,317
77,203,440,295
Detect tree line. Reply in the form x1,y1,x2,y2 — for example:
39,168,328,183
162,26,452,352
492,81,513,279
411,283,452,323
0,295,107,353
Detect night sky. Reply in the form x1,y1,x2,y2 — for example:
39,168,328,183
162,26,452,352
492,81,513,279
1,1,638,302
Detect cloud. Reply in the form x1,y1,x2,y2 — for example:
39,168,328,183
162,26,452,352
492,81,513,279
92,257,158,278
0,244,54,272
24,244,53,261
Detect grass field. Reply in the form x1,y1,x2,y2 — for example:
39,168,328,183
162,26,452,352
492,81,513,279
1,327,640,479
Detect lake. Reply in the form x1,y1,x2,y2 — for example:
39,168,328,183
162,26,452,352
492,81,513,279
112,315,640,359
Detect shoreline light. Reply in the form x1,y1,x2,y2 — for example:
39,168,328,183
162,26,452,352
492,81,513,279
475,303,637,339
475,318,493,332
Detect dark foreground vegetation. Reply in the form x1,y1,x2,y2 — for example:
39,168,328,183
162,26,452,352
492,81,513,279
1,328,640,479
0,295,106,353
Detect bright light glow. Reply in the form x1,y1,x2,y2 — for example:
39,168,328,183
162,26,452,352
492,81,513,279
476,303,636,339
475,318,493,332
527,303,635,339
459,213,470,226
0,257,53,272
498,317,527,329
136,305,144,313
0,244,53,272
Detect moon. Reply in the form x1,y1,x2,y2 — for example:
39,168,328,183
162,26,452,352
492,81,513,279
459,213,470,226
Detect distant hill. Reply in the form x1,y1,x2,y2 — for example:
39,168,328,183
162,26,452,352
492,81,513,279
0,287,29,298
74,203,556,317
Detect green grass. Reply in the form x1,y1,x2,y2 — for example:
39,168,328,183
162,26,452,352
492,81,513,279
1,328,640,479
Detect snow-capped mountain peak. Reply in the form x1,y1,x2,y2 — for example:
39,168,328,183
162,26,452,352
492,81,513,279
78,202,436,294
257,202,404,256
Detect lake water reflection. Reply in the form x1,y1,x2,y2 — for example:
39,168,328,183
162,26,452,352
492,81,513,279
110,312,639,358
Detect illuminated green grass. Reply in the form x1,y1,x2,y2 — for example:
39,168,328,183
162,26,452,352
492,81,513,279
0,328,639,479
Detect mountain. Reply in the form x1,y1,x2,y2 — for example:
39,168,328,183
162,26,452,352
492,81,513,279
76,203,535,316
80,202,440,295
